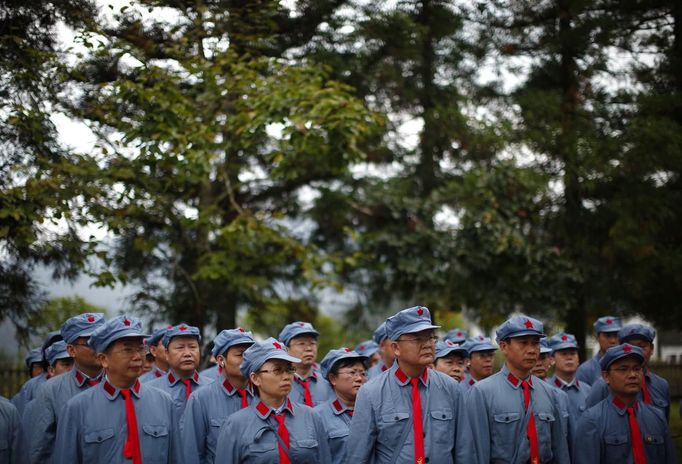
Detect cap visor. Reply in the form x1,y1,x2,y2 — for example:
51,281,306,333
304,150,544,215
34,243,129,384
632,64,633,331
266,353,302,364
399,322,441,337
551,343,578,352
507,330,546,339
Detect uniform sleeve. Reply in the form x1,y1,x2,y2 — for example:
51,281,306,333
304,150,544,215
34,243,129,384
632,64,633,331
168,395,184,464
181,393,206,464
344,385,376,464
28,383,57,464
575,361,594,385
312,410,333,462
463,386,489,464
10,388,26,417
214,416,241,463
4,400,28,464
53,398,81,464
549,390,570,464
572,411,601,463
451,381,473,464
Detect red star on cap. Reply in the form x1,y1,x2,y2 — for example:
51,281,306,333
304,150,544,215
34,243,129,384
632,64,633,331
447,340,454,346
167,325,173,329
123,318,131,327
456,331,462,336
623,345,632,353
87,315,95,323
561,335,568,341
179,325,187,331
478,336,484,341
606,319,613,325
417,307,424,316
524,319,534,329
344,347,351,352
273,341,282,350
298,323,306,327
359,344,365,350
238,327,245,333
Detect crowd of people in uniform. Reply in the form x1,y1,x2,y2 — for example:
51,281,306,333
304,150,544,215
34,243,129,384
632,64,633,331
0,305,679,463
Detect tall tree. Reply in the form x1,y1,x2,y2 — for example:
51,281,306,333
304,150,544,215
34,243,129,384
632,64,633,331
60,0,378,331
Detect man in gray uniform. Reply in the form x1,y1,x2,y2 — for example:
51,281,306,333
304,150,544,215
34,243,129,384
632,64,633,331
464,315,570,464
576,315,622,385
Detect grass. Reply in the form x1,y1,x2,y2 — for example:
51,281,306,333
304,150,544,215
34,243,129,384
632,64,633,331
672,399,682,459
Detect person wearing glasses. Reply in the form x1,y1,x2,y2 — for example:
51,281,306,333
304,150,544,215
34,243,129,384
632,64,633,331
584,323,671,421
278,321,332,407
148,323,212,423
346,306,469,463
29,313,106,464
314,347,368,464
458,336,497,392
182,328,256,464
54,315,182,464
215,337,332,462
573,343,676,463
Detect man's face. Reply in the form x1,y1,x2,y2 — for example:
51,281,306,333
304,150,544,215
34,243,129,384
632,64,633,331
500,336,540,375
624,338,653,363
218,343,251,380
469,351,495,381
150,340,168,364
66,336,102,370
552,349,579,376
392,329,437,368
166,336,200,375
531,352,552,379
287,335,318,368
602,356,644,398
30,363,46,378
596,332,619,352
98,337,145,385
380,339,395,365
435,353,466,381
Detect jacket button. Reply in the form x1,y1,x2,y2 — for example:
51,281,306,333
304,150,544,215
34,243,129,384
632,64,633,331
442,414,446,419
394,416,399,420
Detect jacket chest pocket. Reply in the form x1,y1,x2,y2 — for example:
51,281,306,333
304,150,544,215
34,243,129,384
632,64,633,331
83,427,116,461
429,409,454,446
534,412,555,459
291,438,320,464
603,433,630,461
491,412,520,457
139,424,169,463
378,412,410,442
208,418,224,449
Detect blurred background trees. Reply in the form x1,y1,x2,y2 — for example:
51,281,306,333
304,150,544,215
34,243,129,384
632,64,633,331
1,0,680,348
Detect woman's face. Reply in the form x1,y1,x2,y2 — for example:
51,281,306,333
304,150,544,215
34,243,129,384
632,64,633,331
329,361,367,400
250,359,294,399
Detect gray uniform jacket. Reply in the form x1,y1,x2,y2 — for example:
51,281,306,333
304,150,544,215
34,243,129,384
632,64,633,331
0,395,27,464
290,372,333,407
576,355,602,385
345,363,470,464
53,378,182,464
313,397,353,464
182,377,256,464
574,395,676,463
464,365,570,464
29,368,102,464
147,369,211,420
215,397,332,463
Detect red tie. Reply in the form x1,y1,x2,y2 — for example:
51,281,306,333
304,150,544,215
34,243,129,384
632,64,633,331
627,407,648,464
88,379,100,386
410,377,426,464
182,378,192,400
347,410,353,417
521,380,540,464
274,413,291,464
238,389,248,408
120,389,142,464
640,377,652,404
297,378,313,407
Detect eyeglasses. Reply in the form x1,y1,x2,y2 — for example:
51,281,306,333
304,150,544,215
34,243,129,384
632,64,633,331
289,340,318,348
114,345,147,357
257,366,296,376
337,369,367,379
398,335,438,345
609,365,644,375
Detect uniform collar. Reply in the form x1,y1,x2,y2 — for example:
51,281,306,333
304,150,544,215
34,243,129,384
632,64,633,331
331,397,353,416
73,369,103,388
167,370,200,386
152,365,167,378
102,378,142,400
294,371,319,382
220,378,254,397
553,375,580,389
502,365,533,389
392,363,428,387
610,394,639,416
254,399,295,420
468,377,476,386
